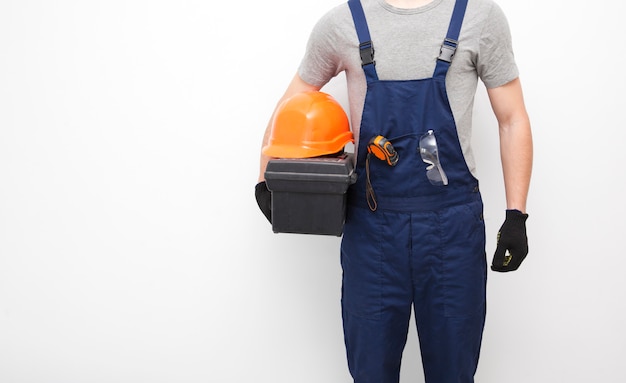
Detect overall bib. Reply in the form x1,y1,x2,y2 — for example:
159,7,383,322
340,0,487,382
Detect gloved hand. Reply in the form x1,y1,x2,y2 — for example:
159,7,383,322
491,209,529,272
255,181,272,224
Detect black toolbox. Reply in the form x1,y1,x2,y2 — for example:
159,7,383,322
264,153,357,236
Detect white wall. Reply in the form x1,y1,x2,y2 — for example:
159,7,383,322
1,1,624,382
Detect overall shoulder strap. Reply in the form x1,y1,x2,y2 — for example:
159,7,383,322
348,0,379,82
433,0,469,79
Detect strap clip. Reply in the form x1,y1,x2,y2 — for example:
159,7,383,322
437,38,458,63
359,41,375,66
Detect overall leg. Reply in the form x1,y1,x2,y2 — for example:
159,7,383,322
341,206,414,383
412,196,487,383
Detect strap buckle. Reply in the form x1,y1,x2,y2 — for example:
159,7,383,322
359,41,375,66
437,38,458,63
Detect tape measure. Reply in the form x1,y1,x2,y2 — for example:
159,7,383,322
367,135,398,166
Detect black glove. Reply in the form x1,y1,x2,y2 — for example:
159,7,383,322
255,181,272,224
491,209,529,272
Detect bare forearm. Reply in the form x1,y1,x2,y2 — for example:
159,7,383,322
499,117,532,213
487,78,533,213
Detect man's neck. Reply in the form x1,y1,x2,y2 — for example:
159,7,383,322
385,0,435,8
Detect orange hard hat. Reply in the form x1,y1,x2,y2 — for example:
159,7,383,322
262,91,353,158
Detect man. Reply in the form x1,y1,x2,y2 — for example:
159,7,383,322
256,0,532,381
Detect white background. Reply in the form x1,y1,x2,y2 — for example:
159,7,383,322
1,0,625,382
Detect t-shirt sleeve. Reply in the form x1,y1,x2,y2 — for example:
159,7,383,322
476,2,519,88
297,7,346,88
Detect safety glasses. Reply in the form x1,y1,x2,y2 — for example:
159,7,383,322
419,130,448,186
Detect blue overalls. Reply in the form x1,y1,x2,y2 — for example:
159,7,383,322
340,0,487,382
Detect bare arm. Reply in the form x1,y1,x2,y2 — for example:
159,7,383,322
257,73,322,182
487,77,533,213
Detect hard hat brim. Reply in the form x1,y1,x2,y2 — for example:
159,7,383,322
262,131,354,159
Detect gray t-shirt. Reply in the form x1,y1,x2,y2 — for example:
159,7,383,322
297,0,519,176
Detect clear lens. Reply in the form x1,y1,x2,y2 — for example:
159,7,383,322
427,167,446,186
419,130,448,186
